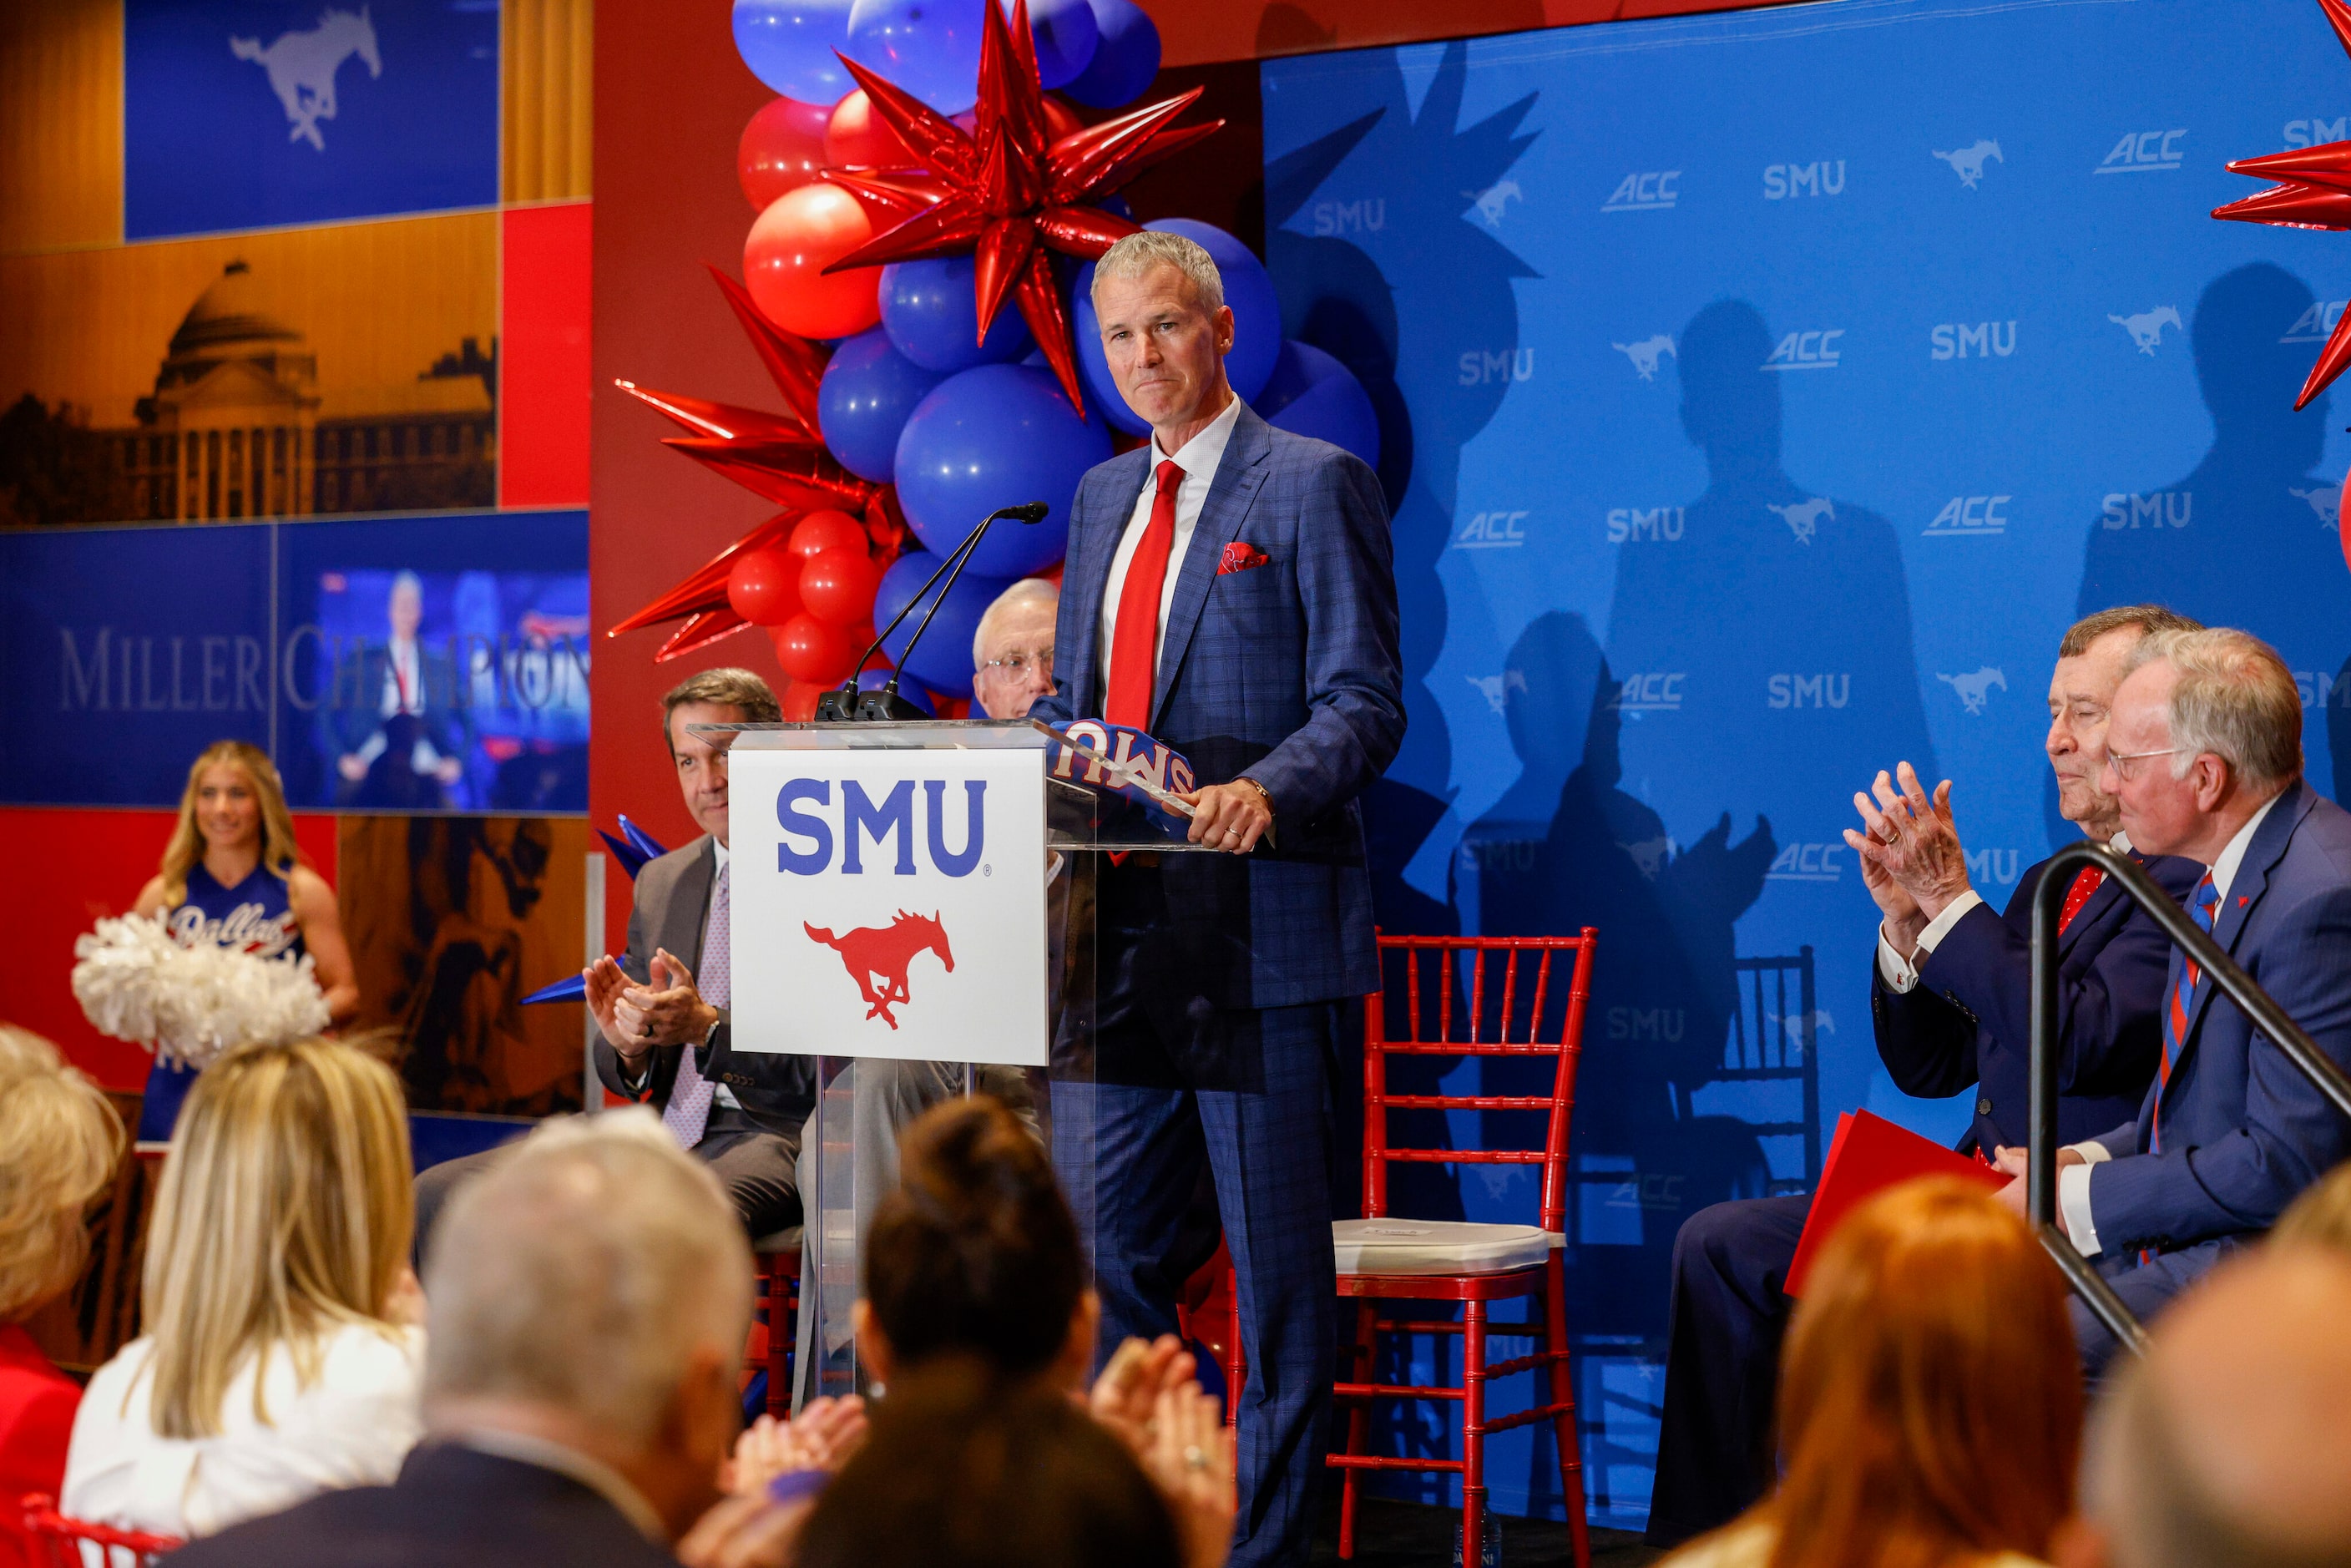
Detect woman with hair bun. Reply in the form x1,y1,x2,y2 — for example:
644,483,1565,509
129,741,357,1139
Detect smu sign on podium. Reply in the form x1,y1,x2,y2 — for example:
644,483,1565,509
730,746,1049,1067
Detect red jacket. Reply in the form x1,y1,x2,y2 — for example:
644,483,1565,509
0,1325,80,1568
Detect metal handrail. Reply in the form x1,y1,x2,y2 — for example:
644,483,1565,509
2030,840,2351,1356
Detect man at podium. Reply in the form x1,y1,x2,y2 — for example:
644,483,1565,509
1035,230,1403,1567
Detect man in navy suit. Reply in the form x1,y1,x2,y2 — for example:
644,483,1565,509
1034,230,1403,1566
1646,607,2201,1546
1996,626,2351,1368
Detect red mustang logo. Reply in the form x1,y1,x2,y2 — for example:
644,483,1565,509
804,910,955,1029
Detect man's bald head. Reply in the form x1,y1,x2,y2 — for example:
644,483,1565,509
2081,1247,2351,1568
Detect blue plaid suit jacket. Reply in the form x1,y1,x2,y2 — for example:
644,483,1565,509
1034,400,1404,1009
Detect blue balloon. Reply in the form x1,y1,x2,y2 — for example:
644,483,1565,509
893,363,1106,577
1024,0,1100,89
817,329,944,484
1253,341,1381,468
873,551,1015,698
1059,0,1159,108
1074,219,1283,428
733,0,857,103
881,257,1034,373
857,663,936,715
846,0,983,114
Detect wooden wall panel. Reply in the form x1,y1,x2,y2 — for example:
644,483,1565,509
0,0,124,255
506,0,596,204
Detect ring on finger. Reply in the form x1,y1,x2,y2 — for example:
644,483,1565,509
1183,1444,1208,1471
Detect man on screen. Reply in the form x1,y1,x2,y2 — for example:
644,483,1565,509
1034,230,1403,1566
333,569,473,810
1646,605,2204,1546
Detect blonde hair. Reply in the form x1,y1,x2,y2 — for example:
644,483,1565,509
139,1037,413,1439
0,1026,126,1323
159,741,303,908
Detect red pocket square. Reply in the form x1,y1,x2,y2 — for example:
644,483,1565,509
1218,542,1271,575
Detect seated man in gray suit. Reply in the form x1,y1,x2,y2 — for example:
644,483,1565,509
416,669,811,1245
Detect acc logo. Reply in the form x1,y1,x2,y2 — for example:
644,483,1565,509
1938,666,2007,715
2101,492,2192,530
1767,842,1843,883
232,8,382,153
1459,347,1534,386
1602,172,1680,213
1767,674,1850,710
2290,486,2342,531
1762,330,1843,371
1466,180,1524,226
1610,672,1686,713
1607,505,1685,543
804,912,953,1029
2109,306,2182,355
2096,130,2187,175
2283,301,2346,343
1767,497,1833,544
1930,321,2016,360
1455,510,1529,549
2286,118,2351,149
1311,198,1385,235
1933,140,2003,189
1924,495,2010,539
1613,335,1676,382
1762,160,1845,200
1467,670,1529,716
774,778,986,877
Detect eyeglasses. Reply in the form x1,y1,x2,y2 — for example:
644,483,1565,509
2106,746,2184,781
977,647,1053,678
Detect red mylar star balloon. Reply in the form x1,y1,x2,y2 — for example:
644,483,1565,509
609,270,891,661
2217,0,2351,407
819,0,1221,409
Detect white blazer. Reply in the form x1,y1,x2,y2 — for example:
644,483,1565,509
61,1321,424,1539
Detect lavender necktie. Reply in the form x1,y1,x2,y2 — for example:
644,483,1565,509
661,860,728,1150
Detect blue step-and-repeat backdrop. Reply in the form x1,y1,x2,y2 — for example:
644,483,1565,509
1266,0,2351,1525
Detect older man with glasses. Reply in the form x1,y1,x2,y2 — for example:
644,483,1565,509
972,579,1058,721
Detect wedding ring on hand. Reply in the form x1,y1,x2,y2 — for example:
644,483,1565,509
1183,1444,1208,1471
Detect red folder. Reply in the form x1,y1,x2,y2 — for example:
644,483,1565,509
1783,1109,2009,1297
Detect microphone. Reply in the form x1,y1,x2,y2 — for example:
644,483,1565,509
817,502,1049,722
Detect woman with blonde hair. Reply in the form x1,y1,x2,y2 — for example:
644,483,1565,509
129,741,358,1138
1664,1176,2081,1568
0,1026,125,1568
61,1036,424,1541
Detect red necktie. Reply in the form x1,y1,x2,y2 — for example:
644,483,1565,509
1105,459,1181,729
2057,866,2104,934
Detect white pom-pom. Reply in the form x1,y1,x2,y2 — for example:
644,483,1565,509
72,913,331,1072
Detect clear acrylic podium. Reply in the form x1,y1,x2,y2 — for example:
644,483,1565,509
700,716,1220,1404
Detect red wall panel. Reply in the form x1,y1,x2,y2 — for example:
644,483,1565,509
0,807,338,1089
500,200,595,508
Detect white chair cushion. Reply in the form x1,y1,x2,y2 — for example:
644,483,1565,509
1332,1218,1553,1276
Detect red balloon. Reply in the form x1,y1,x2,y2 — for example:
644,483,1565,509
744,184,882,341
778,678,826,722
801,546,882,626
771,611,854,685
789,508,867,559
2338,464,2351,576
825,89,916,169
739,96,834,213
727,543,804,626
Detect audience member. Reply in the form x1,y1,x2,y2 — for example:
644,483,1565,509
0,1027,125,1568
973,578,1058,721
1663,1177,2080,1568
1996,627,2351,1367
2061,1246,2351,1568
1650,606,2201,1544
168,1110,753,1568
62,1036,423,1540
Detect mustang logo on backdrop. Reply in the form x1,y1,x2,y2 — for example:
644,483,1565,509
1467,180,1524,226
804,911,954,1029
1934,139,2003,188
2290,486,2343,530
2110,306,2183,354
1767,497,1833,544
1938,666,2008,715
1614,335,1676,381
232,6,382,151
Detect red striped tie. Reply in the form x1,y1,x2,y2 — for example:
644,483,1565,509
2141,872,2221,1263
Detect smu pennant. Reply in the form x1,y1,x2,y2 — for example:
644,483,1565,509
1047,721,1195,833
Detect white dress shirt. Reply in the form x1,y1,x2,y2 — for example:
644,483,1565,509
2060,792,2283,1255
1095,392,1243,706
1876,832,2135,993
63,1321,425,1540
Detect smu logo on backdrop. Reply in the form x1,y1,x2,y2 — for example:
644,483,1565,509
2283,301,2348,342
1311,199,1384,235
1925,495,2010,538
1603,172,1680,212
1969,848,2021,886
1459,348,1534,385
2110,306,2182,355
2283,118,2349,149
1767,497,1833,544
1610,672,1686,713
1608,1007,1686,1043
1930,321,2016,359
1454,510,1529,549
773,778,986,877
1767,674,1850,709
1762,160,1845,199
1767,842,1844,883
1939,666,2007,715
1934,140,2003,188
1762,330,1843,370
2289,485,2341,530
2295,670,2351,709
1607,505,1685,543
1467,181,1524,226
2096,130,2187,174
2101,492,2193,529
1615,336,1676,382
232,8,382,153
1467,670,1529,716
